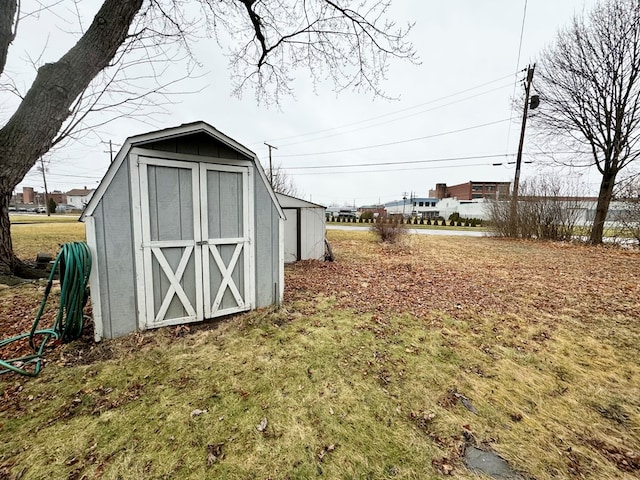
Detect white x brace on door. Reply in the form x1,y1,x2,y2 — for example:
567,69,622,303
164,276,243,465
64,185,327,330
137,155,253,329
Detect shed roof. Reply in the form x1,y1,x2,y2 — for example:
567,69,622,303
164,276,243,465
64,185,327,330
276,192,326,209
66,188,95,196
81,121,284,220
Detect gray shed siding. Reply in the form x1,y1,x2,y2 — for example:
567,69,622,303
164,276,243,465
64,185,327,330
301,207,326,260
142,133,247,160
254,174,280,307
86,123,283,339
92,157,138,338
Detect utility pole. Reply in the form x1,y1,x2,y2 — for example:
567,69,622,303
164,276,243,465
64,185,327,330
264,142,278,187
511,64,538,228
103,140,114,163
513,64,537,203
39,157,50,216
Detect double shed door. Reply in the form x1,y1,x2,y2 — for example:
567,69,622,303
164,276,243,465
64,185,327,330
138,156,253,329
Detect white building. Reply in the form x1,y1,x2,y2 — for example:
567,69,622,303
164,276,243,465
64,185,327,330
66,188,95,210
384,197,440,218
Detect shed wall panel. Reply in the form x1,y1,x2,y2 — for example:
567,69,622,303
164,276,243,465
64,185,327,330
282,208,298,263
254,173,278,307
93,159,137,338
301,207,326,260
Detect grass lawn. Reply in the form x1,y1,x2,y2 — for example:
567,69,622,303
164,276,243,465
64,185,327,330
1,227,639,479
9,215,85,261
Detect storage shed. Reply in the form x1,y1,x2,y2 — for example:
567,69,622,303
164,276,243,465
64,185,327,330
81,122,285,340
276,193,326,263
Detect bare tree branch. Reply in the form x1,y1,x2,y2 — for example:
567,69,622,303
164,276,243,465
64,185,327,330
0,0,416,274
532,0,640,243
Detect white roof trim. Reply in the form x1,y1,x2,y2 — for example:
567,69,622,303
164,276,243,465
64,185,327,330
81,121,284,220
276,192,326,209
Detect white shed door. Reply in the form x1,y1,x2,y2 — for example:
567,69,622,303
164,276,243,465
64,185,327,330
139,158,252,329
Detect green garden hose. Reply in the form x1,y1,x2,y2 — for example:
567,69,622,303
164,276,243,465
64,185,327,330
0,242,91,377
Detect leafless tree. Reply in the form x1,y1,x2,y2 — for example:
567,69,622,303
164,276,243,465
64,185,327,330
0,0,416,275
613,179,640,246
531,0,640,244
265,161,300,197
487,175,584,241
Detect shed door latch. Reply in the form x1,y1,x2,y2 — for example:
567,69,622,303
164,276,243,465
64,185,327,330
196,240,208,246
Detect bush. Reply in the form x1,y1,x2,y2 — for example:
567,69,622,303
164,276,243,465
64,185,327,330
370,217,407,243
47,197,57,214
360,211,374,220
487,176,582,240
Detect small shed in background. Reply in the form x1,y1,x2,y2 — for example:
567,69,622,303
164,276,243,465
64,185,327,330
276,193,326,263
82,122,285,340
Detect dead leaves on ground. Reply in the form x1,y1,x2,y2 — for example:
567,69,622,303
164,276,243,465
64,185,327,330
285,236,640,343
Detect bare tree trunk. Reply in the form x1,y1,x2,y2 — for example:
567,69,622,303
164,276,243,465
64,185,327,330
590,169,617,244
0,1,17,74
0,182,16,274
0,0,143,275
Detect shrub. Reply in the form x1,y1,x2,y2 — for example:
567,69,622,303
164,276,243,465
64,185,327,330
370,217,406,243
360,211,374,220
47,197,57,214
487,176,582,240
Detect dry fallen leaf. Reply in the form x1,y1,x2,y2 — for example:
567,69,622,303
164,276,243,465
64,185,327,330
256,417,268,432
207,443,224,466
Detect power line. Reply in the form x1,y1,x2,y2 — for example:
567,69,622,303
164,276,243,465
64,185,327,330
278,118,512,157
506,0,529,153
286,153,515,170
289,162,498,176
258,71,521,145
276,82,514,148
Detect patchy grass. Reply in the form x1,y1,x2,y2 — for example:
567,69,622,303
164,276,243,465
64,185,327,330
1,230,639,479
10,221,85,261
10,214,80,224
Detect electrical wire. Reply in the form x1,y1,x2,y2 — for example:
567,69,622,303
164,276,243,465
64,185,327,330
506,0,529,152
278,118,512,157
286,153,515,170
275,82,515,148
289,161,501,176
257,71,521,145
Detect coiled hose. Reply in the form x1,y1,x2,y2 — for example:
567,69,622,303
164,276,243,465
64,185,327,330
0,242,91,376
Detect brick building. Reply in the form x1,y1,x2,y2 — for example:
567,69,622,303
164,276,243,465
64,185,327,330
430,181,511,200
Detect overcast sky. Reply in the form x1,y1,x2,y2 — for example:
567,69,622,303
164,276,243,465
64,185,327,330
8,0,600,206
